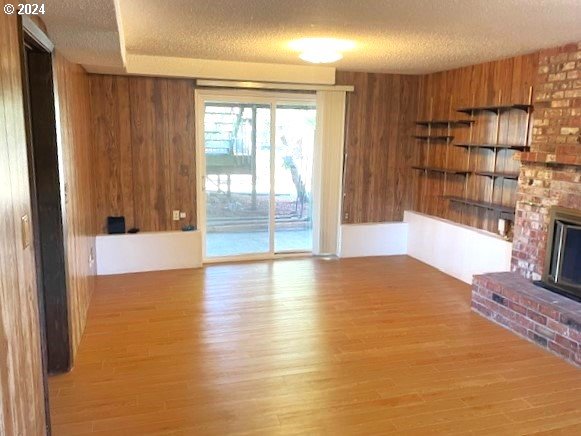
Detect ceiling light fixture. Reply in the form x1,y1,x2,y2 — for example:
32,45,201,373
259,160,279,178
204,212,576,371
299,50,343,64
289,38,355,64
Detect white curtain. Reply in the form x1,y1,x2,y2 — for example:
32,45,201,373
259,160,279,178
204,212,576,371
312,90,347,255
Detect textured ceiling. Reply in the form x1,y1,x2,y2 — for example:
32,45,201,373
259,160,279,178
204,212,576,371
42,0,125,71
119,0,581,73
44,0,581,74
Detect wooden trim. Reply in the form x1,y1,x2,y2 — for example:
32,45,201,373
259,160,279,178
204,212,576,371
24,42,72,375
22,16,53,53
197,79,354,92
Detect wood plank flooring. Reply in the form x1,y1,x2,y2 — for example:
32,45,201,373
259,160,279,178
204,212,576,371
48,256,581,435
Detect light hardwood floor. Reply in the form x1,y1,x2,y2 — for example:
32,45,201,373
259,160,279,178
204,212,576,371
49,256,581,435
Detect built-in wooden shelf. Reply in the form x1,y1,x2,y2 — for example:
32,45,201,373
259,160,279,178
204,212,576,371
474,171,520,180
454,143,529,151
413,135,454,141
415,120,474,127
456,104,532,114
412,166,469,175
413,99,530,234
446,196,515,217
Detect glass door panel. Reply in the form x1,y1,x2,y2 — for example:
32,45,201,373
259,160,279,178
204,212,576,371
204,103,271,257
274,104,316,253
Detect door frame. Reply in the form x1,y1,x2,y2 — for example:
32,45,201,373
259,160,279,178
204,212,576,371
195,88,317,263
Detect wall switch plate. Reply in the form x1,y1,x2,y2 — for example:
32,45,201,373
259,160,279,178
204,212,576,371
179,212,186,219
172,210,180,221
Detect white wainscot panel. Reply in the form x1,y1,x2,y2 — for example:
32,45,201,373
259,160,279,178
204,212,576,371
404,211,512,284
339,222,408,258
96,231,202,275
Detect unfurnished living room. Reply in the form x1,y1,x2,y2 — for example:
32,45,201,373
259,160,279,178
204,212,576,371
1,1,581,435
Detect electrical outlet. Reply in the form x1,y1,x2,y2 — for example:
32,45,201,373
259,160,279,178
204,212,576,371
498,218,507,237
179,212,186,219
172,210,180,221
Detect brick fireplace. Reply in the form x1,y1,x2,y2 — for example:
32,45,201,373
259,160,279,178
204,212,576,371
472,42,581,366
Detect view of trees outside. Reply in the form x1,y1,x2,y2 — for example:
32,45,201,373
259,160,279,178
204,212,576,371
204,103,315,256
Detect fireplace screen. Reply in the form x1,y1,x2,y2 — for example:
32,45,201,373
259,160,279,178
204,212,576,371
543,207,581,300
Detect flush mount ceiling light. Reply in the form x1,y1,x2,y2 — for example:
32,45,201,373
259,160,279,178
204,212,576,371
299,51,343,64
289,38,355,64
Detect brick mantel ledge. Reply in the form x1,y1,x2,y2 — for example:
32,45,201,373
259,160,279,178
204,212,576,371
519,151,581,167
472,272,580,367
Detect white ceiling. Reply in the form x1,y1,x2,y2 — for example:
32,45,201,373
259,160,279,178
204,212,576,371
43,0,124,72
43,0,581,75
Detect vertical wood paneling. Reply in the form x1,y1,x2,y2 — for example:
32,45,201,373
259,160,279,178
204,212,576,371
90,75,197,233
90,75,133,232
167,79,197,230
0,7,47,435
336,71,420,223
53,53,97,360
130,78,172,231
413,53,538,234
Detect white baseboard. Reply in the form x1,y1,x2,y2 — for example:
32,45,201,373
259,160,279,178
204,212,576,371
404,211,512,284
96,231,202,275
339,222,408,258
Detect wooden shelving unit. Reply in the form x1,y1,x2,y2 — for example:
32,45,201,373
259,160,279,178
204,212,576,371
474,171,520,180
412,166,470,175
456,104,532,114
413,100,533,238
448,102,532,237
445,196,515,219
454,143,529,151
415,120,474,127
413,135,454,141
413,119,473,225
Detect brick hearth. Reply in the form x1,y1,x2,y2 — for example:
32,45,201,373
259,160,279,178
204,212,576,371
472,42,581,367
473,273,580,367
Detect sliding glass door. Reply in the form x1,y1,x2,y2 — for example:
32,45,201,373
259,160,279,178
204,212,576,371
203,102,271,257
198,91,316,260
274,104,316,253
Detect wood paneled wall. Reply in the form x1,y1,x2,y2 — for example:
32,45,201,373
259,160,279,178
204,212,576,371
0,8,47,435
90,75,197,233
53,53,96,359
412,54,538,234
336,72,420,223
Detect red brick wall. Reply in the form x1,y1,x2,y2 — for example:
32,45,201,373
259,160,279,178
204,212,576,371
511,42,581,280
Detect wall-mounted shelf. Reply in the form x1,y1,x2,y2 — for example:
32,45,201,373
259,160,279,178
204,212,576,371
445,196,515,217
415,120,474,127
413,96,531,238
413,135,454,141
474,171,520,180
456,104,532,115
412,166,469,175
454,143,529,151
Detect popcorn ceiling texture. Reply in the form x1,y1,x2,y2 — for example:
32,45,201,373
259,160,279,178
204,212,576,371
45,0,581,74
42,0,124,69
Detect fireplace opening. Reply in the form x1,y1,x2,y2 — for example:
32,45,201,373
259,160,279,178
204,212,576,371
537,207,581,302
